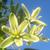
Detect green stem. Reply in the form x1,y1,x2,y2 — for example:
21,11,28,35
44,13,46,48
27,24,31,33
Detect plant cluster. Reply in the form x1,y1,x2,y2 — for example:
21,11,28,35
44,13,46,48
0,3,49,49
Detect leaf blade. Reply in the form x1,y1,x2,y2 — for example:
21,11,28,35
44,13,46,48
1,25,13,35
31,7,41,19
0,35,14,48
18,20,29,33
21,3,30,17
9,13,18,30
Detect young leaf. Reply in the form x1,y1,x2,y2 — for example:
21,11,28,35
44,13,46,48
1,25,13,35
9,13,18,30
30,25,37,35
21,3,30,17
31,20,47,26
40,37,50,42
18,20,29,33
23,34,39,42
34,25,44,35
0,35,14,48
14,39,23,47
31,7,41,19
26,41,32,46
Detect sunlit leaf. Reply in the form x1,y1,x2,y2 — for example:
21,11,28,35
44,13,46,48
1,25,13,35
0,35,14,48
30,25,37,35
31,7,41,19
40,37,50,42
34,25,44,35
18,20,29,33
23,34,39,42
14,39,23,47
31,20,47,26
23,34,30,42
21,3,30,17
37,16,42,19
9,13,18,30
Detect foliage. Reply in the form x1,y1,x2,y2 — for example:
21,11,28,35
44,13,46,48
0,0,49,50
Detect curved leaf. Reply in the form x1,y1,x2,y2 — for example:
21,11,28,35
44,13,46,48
14,39,23,47
0,35,14,48
21,3,30,17
31,20,47,26
9,13,18,30
34,25,44,35
1,25,13,35
31,7,41,19
23,34,39,42
30,25,37,35
18,20,29,33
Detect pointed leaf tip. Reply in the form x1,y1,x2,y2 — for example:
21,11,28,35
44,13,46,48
21,3,30,17
31,7,41,19
9,12,18,30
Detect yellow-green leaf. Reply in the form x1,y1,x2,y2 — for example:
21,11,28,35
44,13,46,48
34,25,44,35
0,35,14,48
30,25,37,35
31,7,41,19
9,13,18,30
23,34,40,42
14,39,23,47
31,20,47,26
1,25,13,35
18,20,29,33
40,37,49,42
21,3,30,17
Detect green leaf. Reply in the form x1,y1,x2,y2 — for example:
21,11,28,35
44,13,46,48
34,25,44,35
31,20,47,26
1,25,13,35
14,39,23,47
18,20,29,33
37,16,42,19
23,34,30,42
30,25,45,35
31,7,41,19
21,3,30,17
0,35,14,48
30,25,37,35
9,13,18,30
23,34,40,42
16,3,20,12
40,37,50,42
0,29,6,44
18,8,26,24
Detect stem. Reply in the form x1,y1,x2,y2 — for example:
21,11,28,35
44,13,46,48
27,24,31,33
